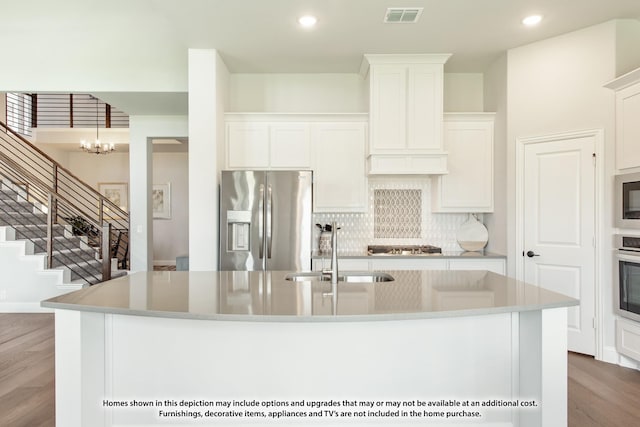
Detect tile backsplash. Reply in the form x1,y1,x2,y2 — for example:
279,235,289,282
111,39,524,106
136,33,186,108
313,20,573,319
313,177,479,253
374,189,421,238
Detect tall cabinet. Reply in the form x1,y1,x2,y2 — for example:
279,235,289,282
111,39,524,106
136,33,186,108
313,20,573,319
605,67,640,172
362,54,451,175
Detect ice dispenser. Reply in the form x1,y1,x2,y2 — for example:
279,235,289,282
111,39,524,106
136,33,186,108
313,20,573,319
227,210,251,251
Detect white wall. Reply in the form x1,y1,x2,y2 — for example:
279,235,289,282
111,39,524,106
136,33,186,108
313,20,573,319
506,21,617,359
33,143,70,169
228,73,367,112
444,73,484,112
0,3,187,93
188,50,228,271
483,55,508,256
67,152,130,187
152,153,188,264
228,72,485,113
0,93,6,124
66,150,189,265
615,19,640,76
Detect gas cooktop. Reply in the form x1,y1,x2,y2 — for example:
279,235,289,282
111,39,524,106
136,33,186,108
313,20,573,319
367,245,442,256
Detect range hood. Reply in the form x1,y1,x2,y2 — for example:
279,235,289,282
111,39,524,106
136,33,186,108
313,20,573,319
362,53,450,175
367,152,448,175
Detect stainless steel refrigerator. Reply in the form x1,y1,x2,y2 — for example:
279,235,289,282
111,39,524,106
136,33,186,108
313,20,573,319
219,170,313,271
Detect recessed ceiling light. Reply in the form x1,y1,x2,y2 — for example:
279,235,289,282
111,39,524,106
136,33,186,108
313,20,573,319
298,15,317,28
522,15,543,26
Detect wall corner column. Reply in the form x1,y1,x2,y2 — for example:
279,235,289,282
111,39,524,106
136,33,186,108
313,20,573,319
188,49,228,270
128,117,153,271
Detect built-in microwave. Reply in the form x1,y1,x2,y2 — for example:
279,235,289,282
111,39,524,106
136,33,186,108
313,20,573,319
615,172,640,229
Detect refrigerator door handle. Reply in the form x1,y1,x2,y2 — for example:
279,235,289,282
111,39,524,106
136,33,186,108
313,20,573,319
266,185,273,259
258,184,264,259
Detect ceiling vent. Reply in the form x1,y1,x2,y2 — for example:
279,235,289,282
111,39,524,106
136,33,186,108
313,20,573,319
384,7,423,24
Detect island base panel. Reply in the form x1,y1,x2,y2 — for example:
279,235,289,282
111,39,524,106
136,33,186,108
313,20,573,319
54,308,568,426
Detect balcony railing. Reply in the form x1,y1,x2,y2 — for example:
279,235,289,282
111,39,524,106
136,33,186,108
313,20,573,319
5,93,129,137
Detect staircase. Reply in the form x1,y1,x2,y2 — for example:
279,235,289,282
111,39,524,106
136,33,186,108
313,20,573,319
0,120,129,293
0,184,109,284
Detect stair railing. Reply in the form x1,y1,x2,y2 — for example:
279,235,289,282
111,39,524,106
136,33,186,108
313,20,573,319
0,120,129,284
0,169,106,284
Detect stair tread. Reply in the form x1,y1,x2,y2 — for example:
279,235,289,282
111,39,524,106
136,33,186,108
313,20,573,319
2,196,127,287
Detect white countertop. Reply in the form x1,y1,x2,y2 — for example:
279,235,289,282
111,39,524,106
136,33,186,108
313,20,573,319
41,270,577,322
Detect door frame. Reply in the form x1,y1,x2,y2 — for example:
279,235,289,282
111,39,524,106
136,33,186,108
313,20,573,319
515,128,604,359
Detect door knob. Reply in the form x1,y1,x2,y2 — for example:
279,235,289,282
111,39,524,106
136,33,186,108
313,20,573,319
526,250,540,258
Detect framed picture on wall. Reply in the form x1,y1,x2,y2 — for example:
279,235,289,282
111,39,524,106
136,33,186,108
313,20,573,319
153,183,171,219
98,182,129,212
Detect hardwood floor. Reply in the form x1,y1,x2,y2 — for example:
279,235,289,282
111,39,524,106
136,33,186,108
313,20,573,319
153,265,176,271
0,314,55,427
1,314,640,426
568,351,640,426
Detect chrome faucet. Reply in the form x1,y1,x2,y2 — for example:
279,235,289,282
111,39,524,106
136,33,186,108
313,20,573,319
322,222,339,285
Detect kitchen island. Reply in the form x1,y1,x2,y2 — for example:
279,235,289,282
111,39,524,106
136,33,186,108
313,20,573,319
42,270,577,426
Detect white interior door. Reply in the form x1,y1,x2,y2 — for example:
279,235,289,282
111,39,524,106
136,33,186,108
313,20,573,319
523,133,596,355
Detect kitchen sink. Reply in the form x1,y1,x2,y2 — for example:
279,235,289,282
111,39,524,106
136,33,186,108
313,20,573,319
284,272,328,282
284,271,394,283
340,272,394,282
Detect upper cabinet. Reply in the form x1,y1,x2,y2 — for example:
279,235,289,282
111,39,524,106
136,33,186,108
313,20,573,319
311,121,368,213
224,113,369,213
226,115,311,170
605,67,640,172
431,113,495,213
362,54,451,175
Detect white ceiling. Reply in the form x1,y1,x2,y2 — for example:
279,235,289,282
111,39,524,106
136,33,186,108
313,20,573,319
7,0,640,73
6,0,640,115
165,0,640,73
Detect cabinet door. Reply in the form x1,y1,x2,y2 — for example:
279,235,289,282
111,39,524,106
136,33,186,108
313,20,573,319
432,116,494,212
312,258,371,272
312,122,367,212
370,258,448,271
407,64,443,151
269,123,311,169
226,122,269,168
616,83,640,170
448,259,506,275
370,65,407,152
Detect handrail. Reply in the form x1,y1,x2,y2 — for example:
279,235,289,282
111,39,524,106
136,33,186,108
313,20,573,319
1,121,128,219
0,152,104,230
0,118,129,284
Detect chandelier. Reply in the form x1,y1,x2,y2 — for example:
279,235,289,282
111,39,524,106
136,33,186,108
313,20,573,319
80,96,115,154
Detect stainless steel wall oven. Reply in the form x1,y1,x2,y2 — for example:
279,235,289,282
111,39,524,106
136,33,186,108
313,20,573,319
615,235,640,322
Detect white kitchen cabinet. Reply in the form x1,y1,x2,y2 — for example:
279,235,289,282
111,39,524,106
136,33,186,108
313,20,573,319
362,54,451,175
269,123,311,168
312,257,505,273
226,122,270,168
616,317,640,362
370,258,448,271
605,68,640,171
431,113,495,212
311,122,367,212
225,118,311,170
312,258,370,272
448,258,506,275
